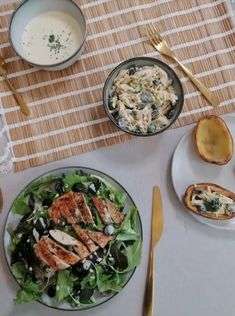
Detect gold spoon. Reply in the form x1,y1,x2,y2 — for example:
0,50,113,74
0,58,30,116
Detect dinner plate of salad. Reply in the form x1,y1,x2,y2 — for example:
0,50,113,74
3,167,142,310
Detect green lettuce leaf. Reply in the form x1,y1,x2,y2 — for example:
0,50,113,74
8,233,23,252
56,270,75,302
80,269,97,289
24,175,60,196
12,195,30,215
63,172,92,191
14,278,41,304
121,239,142,272
95,265,126,293
11,262,27,280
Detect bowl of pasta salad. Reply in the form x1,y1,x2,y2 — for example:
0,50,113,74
103,57,184,136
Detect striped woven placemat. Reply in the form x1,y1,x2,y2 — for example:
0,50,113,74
0,0,235,171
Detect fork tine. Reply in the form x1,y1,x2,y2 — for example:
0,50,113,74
151,23,163,40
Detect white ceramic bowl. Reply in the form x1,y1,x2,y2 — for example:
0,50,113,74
9,0,86,71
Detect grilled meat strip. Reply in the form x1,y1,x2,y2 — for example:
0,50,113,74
34,238,70,271
72,225,98,252
85,230,113,248
92,196,112,224
42,236,80,265
106,200,124,224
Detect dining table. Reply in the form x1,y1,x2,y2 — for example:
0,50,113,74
1,0,235,316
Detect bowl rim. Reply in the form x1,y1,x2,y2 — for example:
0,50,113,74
103,56,184,137
8,0,87,68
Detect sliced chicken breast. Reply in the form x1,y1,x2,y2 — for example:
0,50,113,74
74,240,90,259
42,236,80,265
35,238,69,271
85,230,113,248
106,200,124,224
72,225,98,252
74,193,94,224
92,196,112,224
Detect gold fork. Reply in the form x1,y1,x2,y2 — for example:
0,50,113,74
146,24,220,107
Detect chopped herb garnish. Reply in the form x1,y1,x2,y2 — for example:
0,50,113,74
203,198,222,212
49,34,55,43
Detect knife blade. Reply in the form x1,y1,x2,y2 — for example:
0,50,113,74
0,188,3,213
143,186,164,316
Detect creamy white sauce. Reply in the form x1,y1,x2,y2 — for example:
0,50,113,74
22,11,83,65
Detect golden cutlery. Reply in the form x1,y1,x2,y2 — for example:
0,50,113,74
143,186,164,316
0,57,30,116
146,24,220,107
0,188,3,213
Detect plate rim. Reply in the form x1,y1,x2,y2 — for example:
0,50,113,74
3,166,143,311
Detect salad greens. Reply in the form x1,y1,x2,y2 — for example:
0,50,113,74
7,169,142,308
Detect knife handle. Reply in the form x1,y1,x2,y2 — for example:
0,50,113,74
143,248,154,316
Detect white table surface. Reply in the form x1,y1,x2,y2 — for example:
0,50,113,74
1,1,235,316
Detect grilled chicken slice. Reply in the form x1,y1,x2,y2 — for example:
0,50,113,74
75,193,94,223
106,200,124,224
35,238,70,271
49,192,82,225
85,230,113,248
72,225,98,252
74,240,90,259
42,236,80,265
92,196,112,224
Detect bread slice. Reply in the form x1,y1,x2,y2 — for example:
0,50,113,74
195,116,233,165
183,183,235,220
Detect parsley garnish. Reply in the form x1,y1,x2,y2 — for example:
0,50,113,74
203,198,221,212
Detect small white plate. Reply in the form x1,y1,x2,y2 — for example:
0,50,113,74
171,115,235,230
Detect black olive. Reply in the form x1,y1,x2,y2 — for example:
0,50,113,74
166,107,175,120
47,286,56,298
72,183,86,192
128,65,137,75
28,194,35,211
55,180,65,195
42,198,53,207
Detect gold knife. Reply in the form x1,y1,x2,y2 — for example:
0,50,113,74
143,186,164,316
0,188,3,213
